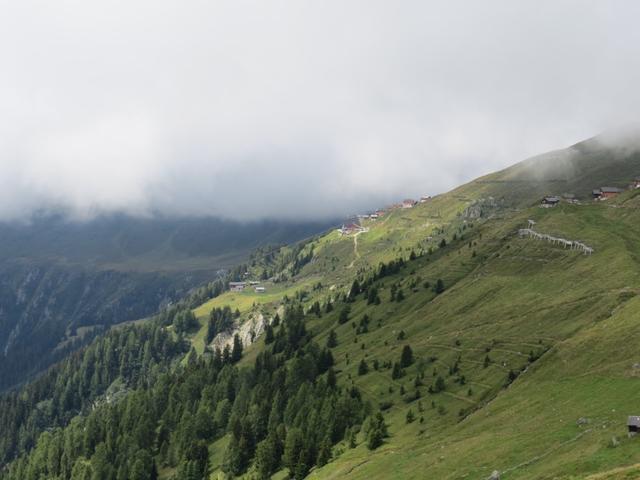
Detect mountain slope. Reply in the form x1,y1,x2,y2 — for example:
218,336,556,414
189,134,640,479
3,133,640,480
0,215,335,391
307,192,640,479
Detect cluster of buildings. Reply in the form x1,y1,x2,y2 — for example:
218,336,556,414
356,209,386,221
338,195,432,236
592,177,640,201
592,186,624,201
541,177,640,208
540,193,579,207
387,196,431,210
229,281,266,293
338,223,367,235
352,195,432,223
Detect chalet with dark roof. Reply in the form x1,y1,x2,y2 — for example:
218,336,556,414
628,416,640,435
229,282,246,292
541,196,560,208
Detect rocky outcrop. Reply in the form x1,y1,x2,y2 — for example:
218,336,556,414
210,312,272,352
462,197,504,219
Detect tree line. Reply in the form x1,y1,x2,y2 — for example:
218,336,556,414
1,304,370,480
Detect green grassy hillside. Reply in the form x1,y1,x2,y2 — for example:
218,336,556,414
3,134,640,480
303,192,640,480
185,136,640,479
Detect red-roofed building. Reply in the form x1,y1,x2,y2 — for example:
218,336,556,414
599,187,624,200
339,223,365,235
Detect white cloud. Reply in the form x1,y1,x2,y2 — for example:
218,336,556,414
0,0,639,220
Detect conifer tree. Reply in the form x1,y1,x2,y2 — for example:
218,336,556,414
392,362,403,379
358,359,369,376
316,436,332,466
231,334,243,363
255,435,280,480
338,306,351,325
406,409,415,424
400,345,414,368
366,413,388,450
326,329,338,348
264,324,275,344
283,428,304,476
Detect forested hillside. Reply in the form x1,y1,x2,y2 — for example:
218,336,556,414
0,215,334,392
3,135,640,479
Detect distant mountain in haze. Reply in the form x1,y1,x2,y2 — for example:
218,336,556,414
5,131,640,480
0,214,336,391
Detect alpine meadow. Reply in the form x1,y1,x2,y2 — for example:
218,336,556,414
3,133,640,479
3,2,640,479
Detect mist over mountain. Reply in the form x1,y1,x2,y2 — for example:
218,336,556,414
3,2,640,479
0,213,335,391
3,134,640,479
2,1,640,221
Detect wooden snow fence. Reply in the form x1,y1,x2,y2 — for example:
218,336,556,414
518,228,594,255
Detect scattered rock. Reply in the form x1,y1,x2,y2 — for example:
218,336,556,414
488,470,500,480
610,436,620,447
576,417,590,426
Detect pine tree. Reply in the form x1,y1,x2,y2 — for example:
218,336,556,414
326,329,338,348
255,435,280,480
348,428,357,448
483,355,491,368
231,334,243,363
366,413,388,450
294,448,311,480
264,324,274,344
222,434,245,476
358,359,369,376
283,428,304,475
406,409,415,424
316,436,332,466
433,375,446,393
348,279,361,301
326,367,337,389
338,306,351,325
367,287,380,305
400,345,414,368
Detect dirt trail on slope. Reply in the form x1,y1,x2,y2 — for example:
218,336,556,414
347,230,365,268
585,463,640,479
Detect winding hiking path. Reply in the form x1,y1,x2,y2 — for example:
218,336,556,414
347,229,367,268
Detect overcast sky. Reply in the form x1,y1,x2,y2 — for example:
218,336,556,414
1,1,639,221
